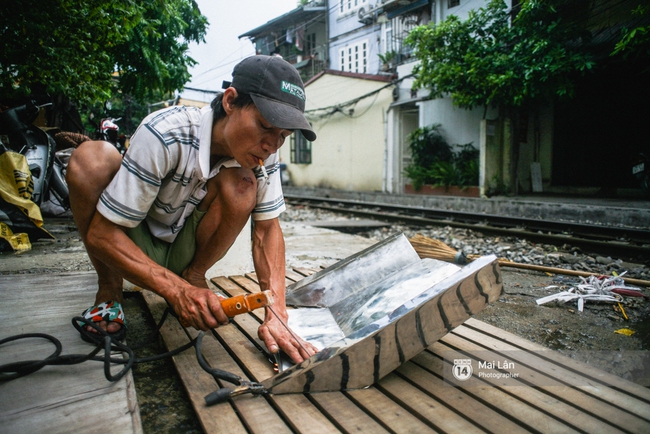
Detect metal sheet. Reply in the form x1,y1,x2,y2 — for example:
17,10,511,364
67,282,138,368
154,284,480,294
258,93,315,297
285,233,420,307
331,258,460,335
264,233,503,393
287,308,345,351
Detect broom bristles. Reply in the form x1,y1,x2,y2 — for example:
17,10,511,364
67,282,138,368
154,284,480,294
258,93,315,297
408,234,469,265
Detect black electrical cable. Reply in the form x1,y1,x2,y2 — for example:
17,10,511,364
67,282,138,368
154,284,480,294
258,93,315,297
0,307,268,404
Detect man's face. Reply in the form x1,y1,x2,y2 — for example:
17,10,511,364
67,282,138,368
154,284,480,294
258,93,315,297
224,103,292,169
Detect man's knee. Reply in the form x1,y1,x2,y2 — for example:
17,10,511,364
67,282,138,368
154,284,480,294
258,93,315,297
231,167,257,200
204,167,257,212
66,141,122,186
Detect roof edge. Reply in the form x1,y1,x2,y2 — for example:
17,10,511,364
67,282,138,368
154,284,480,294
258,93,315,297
306,69,396,86
239,5,326,39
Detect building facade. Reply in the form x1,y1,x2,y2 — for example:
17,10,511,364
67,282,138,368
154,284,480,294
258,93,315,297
239,0,329,83
280,70,394,191
241,0,649,198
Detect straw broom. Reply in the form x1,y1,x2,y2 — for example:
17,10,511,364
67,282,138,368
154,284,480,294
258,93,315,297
408,234,650,288
408,234,469,265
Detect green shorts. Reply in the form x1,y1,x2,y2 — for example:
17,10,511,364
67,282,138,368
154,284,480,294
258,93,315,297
125,210,206,275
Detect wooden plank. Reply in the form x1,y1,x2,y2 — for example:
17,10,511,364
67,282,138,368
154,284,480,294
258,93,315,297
413,349,593,433
204,287,338,432
211,276,248,295
213,275,395,432
307,392,390,434
395,362,530,434
235,320,395,431
223,310,269,357
0,364,132,415
465,318,650,401
230,274,263,294
292,267,321,277
210,277,271,360
237,266,319,290
185,328,292,434
378,372,485,434
125,372,143,433
146,278,291,433
441,333,650,432
234,271,298,294
151,270,650,434
271,394,343,433
450,324,650,426
211,318,341,433
416,343,622,433
345,387,438,434
141,291,247,434
286,268,308,282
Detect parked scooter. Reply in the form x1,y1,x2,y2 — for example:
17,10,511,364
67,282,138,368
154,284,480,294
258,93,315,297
97,116,127,155
0,101,69,209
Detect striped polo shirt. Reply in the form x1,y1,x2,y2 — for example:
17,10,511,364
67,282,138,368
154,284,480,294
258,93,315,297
97,105,285,243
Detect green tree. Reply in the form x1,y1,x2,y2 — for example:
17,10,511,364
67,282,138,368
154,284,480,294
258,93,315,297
612,5,650,67
0,0,207,105
114,0,208,101
405,0,603,194
405,0,596,110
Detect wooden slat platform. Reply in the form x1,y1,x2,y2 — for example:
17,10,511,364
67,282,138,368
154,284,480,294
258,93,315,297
142,270,650,434
0,272,142,434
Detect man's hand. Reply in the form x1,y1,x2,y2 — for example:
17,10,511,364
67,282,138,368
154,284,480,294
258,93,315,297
258,309,319,364
170,286,230,330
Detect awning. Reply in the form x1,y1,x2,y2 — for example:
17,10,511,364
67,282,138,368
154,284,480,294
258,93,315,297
387,0,430,20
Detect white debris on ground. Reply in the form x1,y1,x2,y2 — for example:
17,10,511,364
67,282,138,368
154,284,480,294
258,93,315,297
536,273,647,312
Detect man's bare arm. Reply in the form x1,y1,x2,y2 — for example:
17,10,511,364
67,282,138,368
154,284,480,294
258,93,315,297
85,212,228,329
252,217,317,363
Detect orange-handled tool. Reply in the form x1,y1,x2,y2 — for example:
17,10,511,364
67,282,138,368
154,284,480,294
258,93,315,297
220,291,274,317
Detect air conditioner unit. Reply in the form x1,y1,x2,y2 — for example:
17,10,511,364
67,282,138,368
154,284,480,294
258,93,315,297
358,7,374,25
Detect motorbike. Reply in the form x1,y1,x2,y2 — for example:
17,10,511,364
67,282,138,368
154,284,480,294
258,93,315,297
0,100,70,209
96,116,127,155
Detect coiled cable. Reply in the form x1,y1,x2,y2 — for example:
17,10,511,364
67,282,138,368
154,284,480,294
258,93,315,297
0,307,268,404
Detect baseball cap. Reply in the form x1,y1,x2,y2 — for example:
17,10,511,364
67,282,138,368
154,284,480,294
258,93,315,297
223,55,316,141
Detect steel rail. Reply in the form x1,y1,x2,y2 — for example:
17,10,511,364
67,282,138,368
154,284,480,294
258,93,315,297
284,195,650,259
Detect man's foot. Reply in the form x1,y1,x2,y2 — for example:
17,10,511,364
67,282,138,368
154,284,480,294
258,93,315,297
77,300,127,343
181,268,209,288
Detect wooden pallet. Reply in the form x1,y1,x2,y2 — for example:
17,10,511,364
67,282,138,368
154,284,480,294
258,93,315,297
140,269,650,434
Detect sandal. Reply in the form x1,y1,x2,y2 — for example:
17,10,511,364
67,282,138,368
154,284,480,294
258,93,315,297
77,300,127,343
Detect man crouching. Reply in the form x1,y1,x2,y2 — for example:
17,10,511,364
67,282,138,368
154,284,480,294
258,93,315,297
66,55,318,364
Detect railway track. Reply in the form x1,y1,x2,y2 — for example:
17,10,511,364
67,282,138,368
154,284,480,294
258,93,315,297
285,195,650,260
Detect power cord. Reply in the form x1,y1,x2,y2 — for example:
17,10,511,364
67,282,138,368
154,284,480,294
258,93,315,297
0,307,268,405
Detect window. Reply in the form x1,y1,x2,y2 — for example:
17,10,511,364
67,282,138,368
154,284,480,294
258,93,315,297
340,0,367,14
339,40,368,73
290,131,312,164
384,14,420,61
448,0,460,8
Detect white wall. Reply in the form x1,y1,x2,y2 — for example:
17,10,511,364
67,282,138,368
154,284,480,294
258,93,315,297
329,0,383,74
280,72,393,191
419,98,496,150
